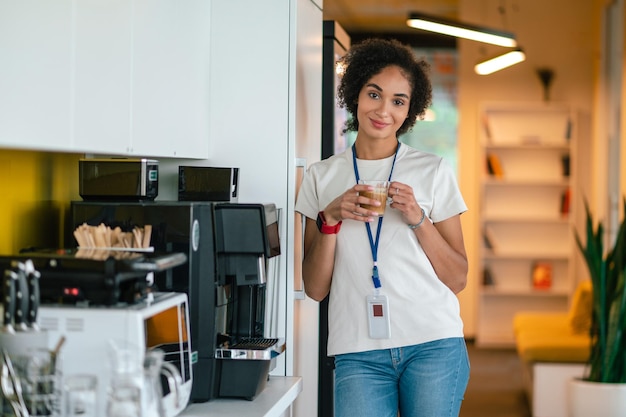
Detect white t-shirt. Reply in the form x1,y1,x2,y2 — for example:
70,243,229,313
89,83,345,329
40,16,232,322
295,143,468,356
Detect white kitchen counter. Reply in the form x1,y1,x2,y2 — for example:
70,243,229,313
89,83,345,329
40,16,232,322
179,376,302,417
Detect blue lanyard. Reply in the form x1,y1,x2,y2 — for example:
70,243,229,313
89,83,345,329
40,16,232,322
352,142,400,290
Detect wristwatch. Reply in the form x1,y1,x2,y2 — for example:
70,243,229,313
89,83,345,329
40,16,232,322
316,211,342,234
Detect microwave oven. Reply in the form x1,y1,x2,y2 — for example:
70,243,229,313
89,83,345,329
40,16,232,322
79,158,159,201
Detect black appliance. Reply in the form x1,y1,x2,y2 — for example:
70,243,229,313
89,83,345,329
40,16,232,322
70,201,283,402
79,158,159,201
178,166,239,202
321,20,351,159
0,249,187,306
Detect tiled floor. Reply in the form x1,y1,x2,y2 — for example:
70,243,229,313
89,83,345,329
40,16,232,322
460,341,531,417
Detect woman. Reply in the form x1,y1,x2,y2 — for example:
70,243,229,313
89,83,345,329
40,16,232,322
295,38,469,417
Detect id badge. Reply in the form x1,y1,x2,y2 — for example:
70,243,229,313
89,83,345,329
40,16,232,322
366,294,391,339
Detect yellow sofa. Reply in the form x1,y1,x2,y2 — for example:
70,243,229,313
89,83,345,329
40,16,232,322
513,280,592,416
513,279,592,363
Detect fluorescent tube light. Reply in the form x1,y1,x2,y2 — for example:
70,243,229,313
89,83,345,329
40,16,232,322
474,49,526,75
407,12,518,47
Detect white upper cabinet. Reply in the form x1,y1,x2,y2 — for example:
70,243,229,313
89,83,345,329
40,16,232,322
0,0,73,152
0,0,210,158
73,0,132,154
131,0,210,158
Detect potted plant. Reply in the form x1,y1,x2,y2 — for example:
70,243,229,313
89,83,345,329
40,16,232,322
571,199,626,416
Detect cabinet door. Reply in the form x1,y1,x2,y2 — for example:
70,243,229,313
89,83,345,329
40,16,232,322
0,0,73,151
130,0,210,158
73,0,132,154
0,0,210,157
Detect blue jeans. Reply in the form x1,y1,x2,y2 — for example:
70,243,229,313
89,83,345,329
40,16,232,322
334,338,470,417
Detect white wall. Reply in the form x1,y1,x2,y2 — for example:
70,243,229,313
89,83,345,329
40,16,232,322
158,2,324,416
159,0,294,375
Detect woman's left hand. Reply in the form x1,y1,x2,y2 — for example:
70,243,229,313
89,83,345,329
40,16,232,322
388,181,424,225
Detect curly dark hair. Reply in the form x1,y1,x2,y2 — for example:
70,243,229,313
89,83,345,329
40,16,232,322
337,38,432,137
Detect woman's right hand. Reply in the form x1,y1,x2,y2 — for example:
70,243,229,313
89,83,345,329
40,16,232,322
322,183,381,225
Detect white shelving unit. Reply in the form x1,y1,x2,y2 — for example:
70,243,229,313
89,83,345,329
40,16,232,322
476,102,577,347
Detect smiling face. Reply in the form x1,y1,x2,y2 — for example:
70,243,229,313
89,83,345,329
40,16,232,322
355,65,412,143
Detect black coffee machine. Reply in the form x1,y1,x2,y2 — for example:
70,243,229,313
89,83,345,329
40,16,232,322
70,201,284,402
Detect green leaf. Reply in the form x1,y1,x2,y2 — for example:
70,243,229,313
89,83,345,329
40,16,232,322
576,198,626,383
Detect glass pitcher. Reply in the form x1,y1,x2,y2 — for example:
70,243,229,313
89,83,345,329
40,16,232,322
106,341,182,417
142,349,182,417
106,340,143,417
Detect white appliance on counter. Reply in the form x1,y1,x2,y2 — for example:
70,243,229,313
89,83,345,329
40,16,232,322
39,292,193,417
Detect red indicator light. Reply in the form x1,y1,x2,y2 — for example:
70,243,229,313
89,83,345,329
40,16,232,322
63,287,80,297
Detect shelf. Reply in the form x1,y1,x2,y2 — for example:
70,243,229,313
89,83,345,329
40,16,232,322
485,143,570,151
477,102,576,347
482,185,570,219
483,216,569,224
483,178,570,187
483,222,571,255
481,104,573,146
479,287,569,297
482,251,570,260
476,290,570,348
484,152,569,182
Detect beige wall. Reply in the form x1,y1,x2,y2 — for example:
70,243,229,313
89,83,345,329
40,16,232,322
456,0,602,336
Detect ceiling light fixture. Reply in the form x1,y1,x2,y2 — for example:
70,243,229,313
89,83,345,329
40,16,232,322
406,12,518,47
474,49,526,75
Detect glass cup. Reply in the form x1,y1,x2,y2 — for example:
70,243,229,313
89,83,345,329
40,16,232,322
358,180,390,215
9,348,61,417
64,374,98,417
106,383,141,417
